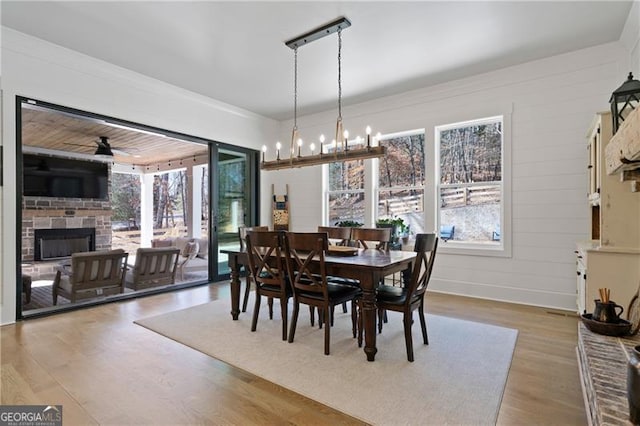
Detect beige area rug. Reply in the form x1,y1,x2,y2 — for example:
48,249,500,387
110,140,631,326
135,295,518,425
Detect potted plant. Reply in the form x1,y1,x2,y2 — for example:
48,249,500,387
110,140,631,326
376,217,409,246
335,220,364,228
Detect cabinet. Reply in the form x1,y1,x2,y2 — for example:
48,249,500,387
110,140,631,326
575,242,640,314
577,112,640,314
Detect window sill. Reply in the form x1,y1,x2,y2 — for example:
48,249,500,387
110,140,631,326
437,241,510,258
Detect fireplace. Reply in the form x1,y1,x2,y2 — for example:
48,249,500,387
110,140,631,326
34,228,96,261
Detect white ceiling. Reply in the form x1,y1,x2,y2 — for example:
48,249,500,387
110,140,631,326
1,1,633,121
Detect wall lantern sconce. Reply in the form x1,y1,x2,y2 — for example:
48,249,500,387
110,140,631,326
610,72,640,134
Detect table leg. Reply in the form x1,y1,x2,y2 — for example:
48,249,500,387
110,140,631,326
361,278,378,362
229,255,241,320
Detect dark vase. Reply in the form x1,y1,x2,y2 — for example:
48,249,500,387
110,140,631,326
628,345,640,424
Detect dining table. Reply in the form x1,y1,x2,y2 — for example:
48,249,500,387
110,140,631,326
222,247,417,362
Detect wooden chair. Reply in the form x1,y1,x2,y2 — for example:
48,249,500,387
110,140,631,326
440,225,455,241
318,225,358,314
374,233,438,362
245,230,291,341
125,247,180,290
351,227,391,250
317,226,351,246
238,225,269,312
284,232,361,355
53,249,128,305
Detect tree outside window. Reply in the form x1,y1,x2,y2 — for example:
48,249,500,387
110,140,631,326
436,116,503,245
327,148,365,226
377,132,426,235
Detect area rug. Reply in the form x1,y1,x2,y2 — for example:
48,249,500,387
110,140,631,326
135,296,518,425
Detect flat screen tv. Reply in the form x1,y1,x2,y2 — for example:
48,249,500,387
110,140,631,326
23,154,109,199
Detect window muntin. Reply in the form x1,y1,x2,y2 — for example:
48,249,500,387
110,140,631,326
436,116,503,246
377,132,425,234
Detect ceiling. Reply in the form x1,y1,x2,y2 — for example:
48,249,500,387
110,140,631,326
1,1,633,121
21,104,208,166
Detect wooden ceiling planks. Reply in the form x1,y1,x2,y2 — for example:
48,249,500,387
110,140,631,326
21,108,208,166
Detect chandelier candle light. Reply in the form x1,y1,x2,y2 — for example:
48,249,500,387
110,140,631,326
261,16,386,171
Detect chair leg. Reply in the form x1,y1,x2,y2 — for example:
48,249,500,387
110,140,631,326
251,293,261,332
419,300,429,345
268,297,274,319
358,302,363,347
342,301,348,313
280,297,288,341
324,306,331,355
404,311,414,362
242,275,252,312
351,300,357,338
309,306,315,326
288,301,300,343
377,308,384,333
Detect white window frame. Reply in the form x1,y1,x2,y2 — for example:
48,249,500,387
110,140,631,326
434,114,511,257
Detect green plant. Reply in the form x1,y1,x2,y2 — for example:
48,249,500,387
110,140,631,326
376,217,409,236
335,220,364,228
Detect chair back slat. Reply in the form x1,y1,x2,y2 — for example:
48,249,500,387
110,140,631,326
351,227,391,250
405,233,438,305
284,232,329,297
317,226,351,246
246,231,287,289
238,226,269,251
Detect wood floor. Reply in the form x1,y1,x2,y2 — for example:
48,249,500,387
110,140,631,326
1,283,586,425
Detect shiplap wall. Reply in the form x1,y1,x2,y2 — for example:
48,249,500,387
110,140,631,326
0,28,277,325
262,42,630,310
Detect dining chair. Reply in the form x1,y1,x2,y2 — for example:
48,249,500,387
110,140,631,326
284,232,361,355
372,233,438,362
351,227,392,250
238,225,269,312
317,226,352,246
318,225,359,314
245,230,291,341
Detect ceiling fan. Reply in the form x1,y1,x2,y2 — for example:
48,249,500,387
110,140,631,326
64,136,140,158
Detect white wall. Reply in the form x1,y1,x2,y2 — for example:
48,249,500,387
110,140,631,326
0,28,278,324
262,41,630,311
621,0,640,75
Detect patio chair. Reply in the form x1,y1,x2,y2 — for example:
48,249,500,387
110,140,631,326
52,249,128,305
440,225,455,241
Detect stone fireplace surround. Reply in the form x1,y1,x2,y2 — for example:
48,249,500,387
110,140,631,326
22,196,112,281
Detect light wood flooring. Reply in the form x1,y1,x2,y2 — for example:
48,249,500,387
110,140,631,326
1,283,586,425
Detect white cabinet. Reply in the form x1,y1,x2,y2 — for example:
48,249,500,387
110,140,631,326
577,113,640,314
576,242,640,314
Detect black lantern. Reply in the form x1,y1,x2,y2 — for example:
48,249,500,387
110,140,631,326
610,72,640,134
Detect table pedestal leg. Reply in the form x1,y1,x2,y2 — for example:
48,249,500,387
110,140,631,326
229,257,241,320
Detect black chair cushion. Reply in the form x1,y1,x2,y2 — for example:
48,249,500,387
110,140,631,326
326,275,360,287
376,284,411,305
297,282,361,302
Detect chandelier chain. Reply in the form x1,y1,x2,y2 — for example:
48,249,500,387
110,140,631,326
337,28,342,119
294,47,298,129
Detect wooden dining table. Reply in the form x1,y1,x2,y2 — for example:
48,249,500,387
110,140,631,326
222,248,417,362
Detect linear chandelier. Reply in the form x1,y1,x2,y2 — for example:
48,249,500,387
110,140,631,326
261,17,386,171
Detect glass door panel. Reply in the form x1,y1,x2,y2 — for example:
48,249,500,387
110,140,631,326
211,147,257,280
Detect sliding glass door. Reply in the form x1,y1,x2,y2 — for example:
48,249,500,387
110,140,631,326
210,146,259,281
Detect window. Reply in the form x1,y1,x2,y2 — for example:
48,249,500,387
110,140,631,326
327,147,366,226
436,116,503,248
377,132,426,234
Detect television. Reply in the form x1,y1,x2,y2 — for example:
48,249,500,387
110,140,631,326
23,154,109,199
